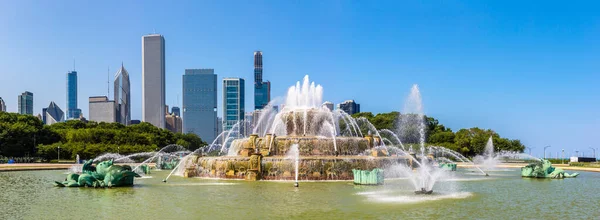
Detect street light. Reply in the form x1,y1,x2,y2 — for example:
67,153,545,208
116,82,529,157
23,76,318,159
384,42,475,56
57,146,60,163
561,149,565,164
543,146,551,159
575,150,579,157
590,147,597,160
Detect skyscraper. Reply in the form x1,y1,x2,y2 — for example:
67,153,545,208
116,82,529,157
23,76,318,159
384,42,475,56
66,70,82,119
0,97,6,112
89,96,116,123
254,51,271,110
183,69,217,142
142,34,166,129
114,64,131,125
223,78,245,131
43,101,65,125
18,91,33,115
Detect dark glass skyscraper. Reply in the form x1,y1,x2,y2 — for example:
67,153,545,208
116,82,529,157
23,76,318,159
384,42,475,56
254,51,270,110
183,69,217,142
67,70,81,119
18,91,33,115
223,78,245,131
114,64,131,125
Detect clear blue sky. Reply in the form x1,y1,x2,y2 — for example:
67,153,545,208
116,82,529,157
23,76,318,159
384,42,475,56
1,1,598,157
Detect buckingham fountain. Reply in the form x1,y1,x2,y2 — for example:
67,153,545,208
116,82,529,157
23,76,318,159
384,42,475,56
170,76,453,194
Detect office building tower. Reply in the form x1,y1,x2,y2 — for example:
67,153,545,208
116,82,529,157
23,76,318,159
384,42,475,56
0,97,6,112
43,101,65,125
142,34,166,128
18,91,34,115
183,69,217,142
223,78,245,131
114,64,131,125
254,51,270,110
66,70,82,119
88,96,116,123
322,101,334,111
337,100,361,115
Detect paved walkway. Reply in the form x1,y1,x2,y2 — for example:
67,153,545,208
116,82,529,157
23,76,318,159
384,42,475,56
457,162,600,172
0,163,73,172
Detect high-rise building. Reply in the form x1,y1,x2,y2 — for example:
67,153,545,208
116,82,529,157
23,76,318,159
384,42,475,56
18,91,33,115
337,100,361,115
223,78,245,131
66,70,81,119
171,106,180,117
183,69,217,142
254,51,271,110
0,97,6,112
43,101,65,125
322,101,334,111
142,34,166,129
114,64,131,125
88,96,116,123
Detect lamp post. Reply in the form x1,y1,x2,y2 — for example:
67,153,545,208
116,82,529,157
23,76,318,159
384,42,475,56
590,147,597,160
575,150,579,157
543,146,551,160
57,146,60,163
561,149,564,164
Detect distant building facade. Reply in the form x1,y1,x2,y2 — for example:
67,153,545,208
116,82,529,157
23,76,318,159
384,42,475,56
166,111,182,133
223,78,245,131
244,112,253,136
89,96,116,123
254,51,270,110
171,106,180,117
66,70,82,119
337,100,360,115
43,101,65,125
183,69,217,142
0,97,6,112
18,91,33,115
114,64,131,125
142,34,166,128
322,101,334,111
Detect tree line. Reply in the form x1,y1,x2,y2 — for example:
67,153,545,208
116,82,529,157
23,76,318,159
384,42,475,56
352,112,525,157
0,112,205,160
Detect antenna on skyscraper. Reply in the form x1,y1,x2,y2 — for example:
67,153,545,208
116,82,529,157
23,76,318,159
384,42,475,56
107,66,110,97
73,57,76,71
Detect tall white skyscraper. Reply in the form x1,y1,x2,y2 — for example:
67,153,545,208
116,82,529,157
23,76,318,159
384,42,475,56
142,34,166,128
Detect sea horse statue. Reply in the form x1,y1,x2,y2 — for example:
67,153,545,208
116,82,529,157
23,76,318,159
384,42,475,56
54,159,141,188
521,159,579,178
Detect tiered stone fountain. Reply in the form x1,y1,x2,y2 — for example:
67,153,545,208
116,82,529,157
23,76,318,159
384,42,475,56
181,76,412,181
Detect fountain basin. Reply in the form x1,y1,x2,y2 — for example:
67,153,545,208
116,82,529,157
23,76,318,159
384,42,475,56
186,155,410,181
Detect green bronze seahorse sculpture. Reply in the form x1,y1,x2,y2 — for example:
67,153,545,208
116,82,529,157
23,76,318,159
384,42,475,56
54,159,141,188
521,159,579,178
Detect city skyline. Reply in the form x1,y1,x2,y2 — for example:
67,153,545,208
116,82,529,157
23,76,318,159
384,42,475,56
0,1,598,156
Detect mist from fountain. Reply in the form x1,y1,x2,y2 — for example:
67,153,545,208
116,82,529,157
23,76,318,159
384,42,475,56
429,146,487,175
286,144,300,186
473,137,499,171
